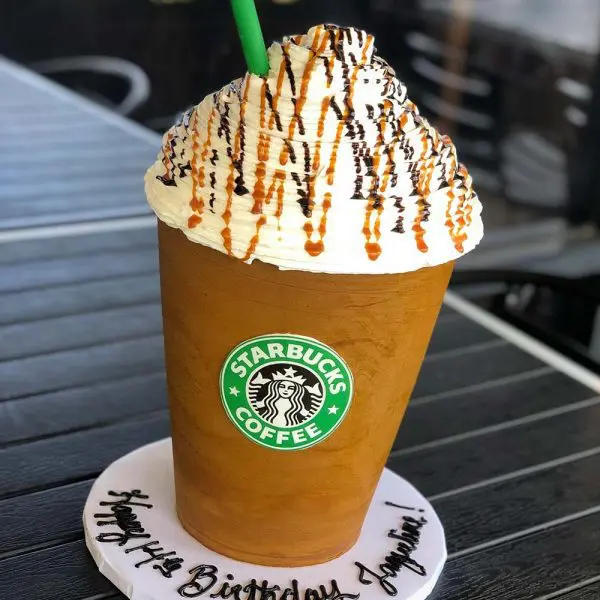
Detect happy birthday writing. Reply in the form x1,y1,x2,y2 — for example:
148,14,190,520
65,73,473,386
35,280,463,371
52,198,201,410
94,490,360,599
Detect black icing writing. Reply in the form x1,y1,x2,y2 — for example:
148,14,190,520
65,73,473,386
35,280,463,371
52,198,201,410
94,490,152,546
384,502,425,513
95,490,183,579
178,565,359,600
354,508,427,597
124,540,184,577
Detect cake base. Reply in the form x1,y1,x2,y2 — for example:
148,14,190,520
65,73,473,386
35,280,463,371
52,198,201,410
83,439,447,600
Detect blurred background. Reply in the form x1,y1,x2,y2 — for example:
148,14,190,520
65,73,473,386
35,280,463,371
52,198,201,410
2,0,599,370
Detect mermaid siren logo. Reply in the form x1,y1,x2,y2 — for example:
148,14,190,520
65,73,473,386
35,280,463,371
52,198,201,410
220,335,353,450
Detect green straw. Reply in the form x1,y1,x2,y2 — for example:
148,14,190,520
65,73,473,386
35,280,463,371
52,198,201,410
230,0,270,76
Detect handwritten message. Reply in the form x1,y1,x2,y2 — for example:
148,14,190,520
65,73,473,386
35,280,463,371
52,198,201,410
94,489,360,600
354,502,428,596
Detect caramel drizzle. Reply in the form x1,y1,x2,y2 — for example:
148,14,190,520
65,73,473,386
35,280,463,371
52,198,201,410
302,96,331,228
268,48,288,131
242,215,267,261
259,79,267,129
197,108,215,189
251,81,271,215
252,132,271,214
363,96,391,261
326,34,373,187
187,112,204,229
289,27,328,139
275,172,286,228
411,131,435,253
314,96,330,170
449,164,472,252
221,79,250,256
304,192,332,256
412,162,434,253
279,29,328,167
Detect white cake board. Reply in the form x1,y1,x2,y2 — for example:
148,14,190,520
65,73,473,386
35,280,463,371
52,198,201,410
84,439,446,600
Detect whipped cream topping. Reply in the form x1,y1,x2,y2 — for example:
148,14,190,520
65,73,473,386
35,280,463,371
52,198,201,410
145,24,483,273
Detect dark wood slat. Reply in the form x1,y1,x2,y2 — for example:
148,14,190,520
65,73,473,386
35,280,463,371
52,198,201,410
435,512,600,600
0,335,164,401
2,118,122,134
547,580,600,600
0,204,150,231
426,315,497,356
0,247,158,293
396,371,597,450
3,144,156,168
2,190,147,220
0,372,167,445
4,155,149,183
388,403,600,496
0,480,92,556
0,127,149,148
0,274,160,325
435,452,600,554
1,227,156,265
0,412,169,499
413,343,545,399
0,303,162,361
0,540,116,600
3,175,143,203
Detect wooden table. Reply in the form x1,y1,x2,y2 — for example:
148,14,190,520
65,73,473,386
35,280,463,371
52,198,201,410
1,57,600,600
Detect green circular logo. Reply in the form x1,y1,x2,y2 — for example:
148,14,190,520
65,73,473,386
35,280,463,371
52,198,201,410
220,334,353,450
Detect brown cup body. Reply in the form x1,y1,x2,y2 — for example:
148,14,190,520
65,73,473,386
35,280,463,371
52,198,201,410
157,221,453,566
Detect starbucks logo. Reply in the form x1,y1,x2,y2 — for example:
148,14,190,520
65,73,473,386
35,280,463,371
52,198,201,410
220,334,353,450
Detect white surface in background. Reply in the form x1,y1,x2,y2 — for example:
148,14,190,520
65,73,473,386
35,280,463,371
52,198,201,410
84,438,447,600
421,0,600,55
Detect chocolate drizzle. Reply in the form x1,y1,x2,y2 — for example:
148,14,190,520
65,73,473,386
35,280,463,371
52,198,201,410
282,46,297,96
265,82,283,132
217,103,232,145
284,140,297,164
